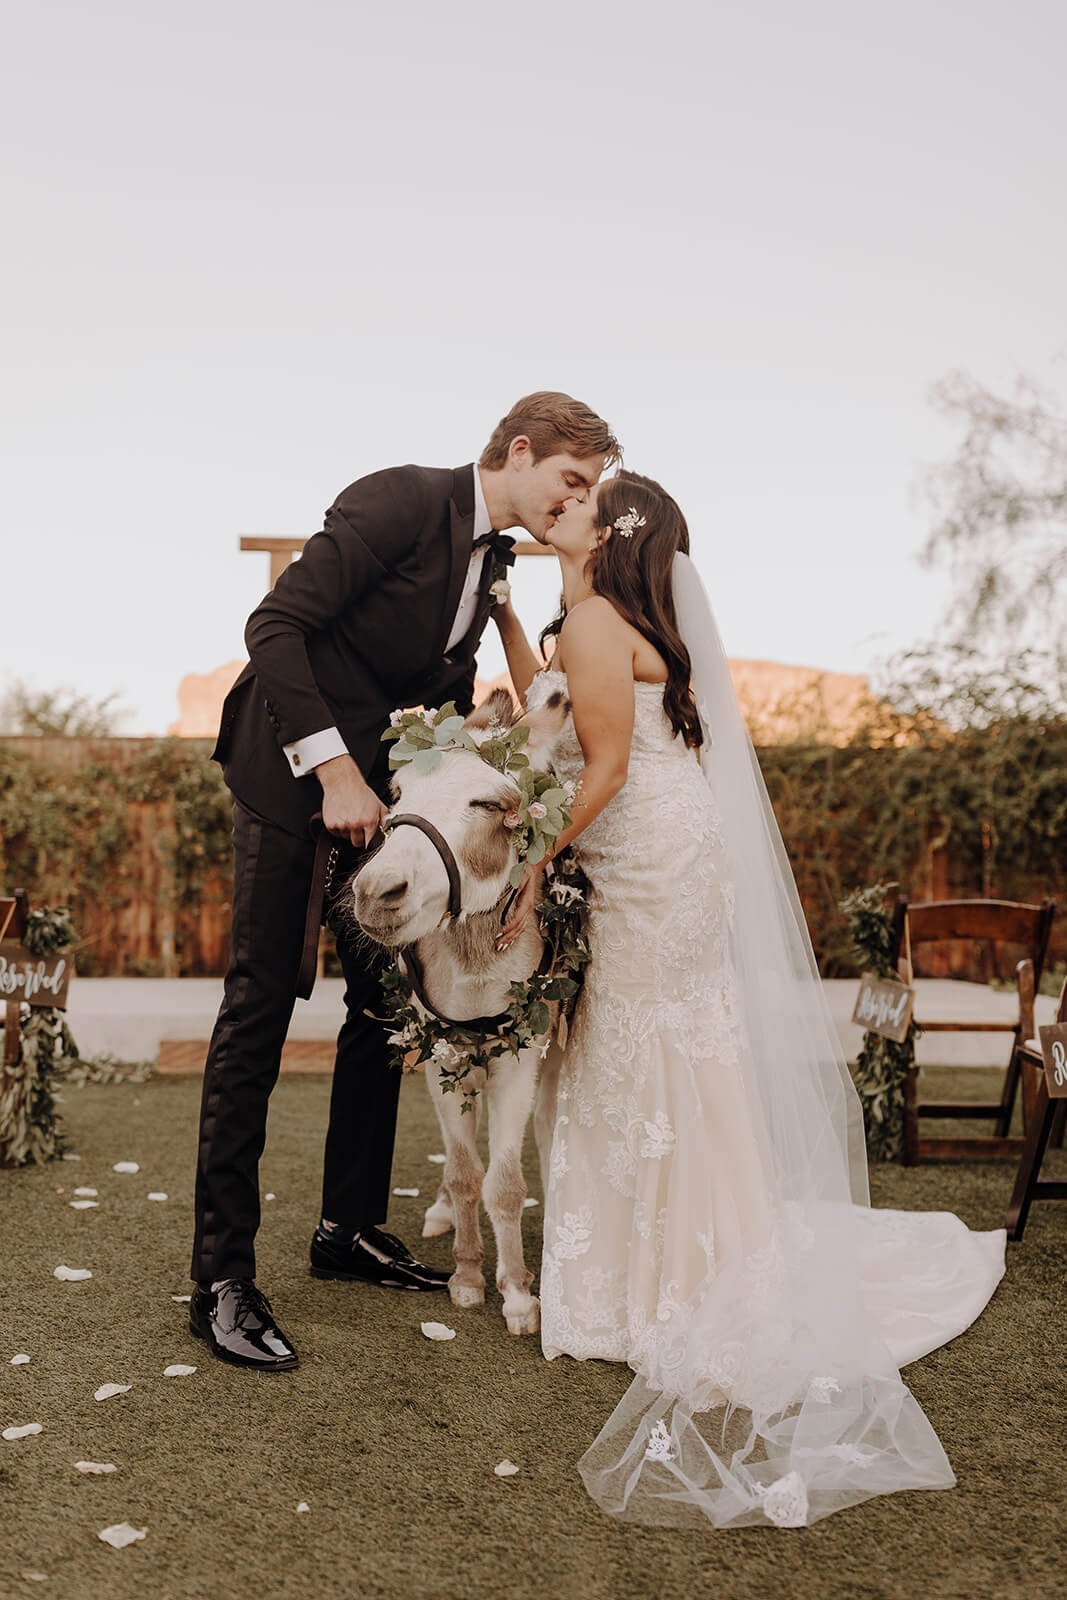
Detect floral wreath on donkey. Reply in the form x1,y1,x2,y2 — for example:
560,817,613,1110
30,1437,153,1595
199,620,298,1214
374,698,591,1109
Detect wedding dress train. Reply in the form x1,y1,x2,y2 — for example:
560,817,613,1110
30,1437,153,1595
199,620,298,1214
527,663,1005,1530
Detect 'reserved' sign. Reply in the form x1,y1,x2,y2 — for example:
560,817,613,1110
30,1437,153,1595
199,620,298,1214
852,972,916,1044
0,943,72,1010
1038,1023,1067,1099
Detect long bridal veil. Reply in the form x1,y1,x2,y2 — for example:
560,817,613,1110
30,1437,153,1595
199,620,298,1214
575,552,1005,1530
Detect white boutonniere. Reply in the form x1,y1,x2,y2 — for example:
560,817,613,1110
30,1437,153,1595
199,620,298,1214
489,578,511,605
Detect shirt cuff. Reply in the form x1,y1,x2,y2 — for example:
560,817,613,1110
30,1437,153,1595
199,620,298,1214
282,726,349,777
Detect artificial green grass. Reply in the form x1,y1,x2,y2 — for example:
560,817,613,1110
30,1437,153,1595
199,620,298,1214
1,1067,1064,1600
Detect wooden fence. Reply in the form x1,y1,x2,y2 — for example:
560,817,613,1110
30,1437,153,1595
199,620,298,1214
1,734,1062,981
0,737,231,977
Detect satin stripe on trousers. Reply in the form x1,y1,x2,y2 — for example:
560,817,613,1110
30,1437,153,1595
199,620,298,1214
190,800,398,1286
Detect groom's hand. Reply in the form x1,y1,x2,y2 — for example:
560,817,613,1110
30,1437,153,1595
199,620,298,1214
316,754,388,848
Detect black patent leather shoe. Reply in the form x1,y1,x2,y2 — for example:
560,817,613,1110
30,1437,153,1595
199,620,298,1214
189,1279,299,1371
309,1224,451,1291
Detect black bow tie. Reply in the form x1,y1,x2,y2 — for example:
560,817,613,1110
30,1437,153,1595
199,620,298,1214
472,530,516,567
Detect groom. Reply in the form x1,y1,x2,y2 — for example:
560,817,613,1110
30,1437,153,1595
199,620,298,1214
189,391,619,1371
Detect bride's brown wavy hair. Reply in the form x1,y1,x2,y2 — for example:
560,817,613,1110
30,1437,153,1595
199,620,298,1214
540,471,704,750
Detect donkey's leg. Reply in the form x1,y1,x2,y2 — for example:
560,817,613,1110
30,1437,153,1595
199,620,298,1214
425,1062,486,1307
533,1038,563,1197
484,1048,540,1336
421,1078,455,1238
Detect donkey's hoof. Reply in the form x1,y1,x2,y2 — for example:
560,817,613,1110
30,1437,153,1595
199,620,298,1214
449,1281,485,1309
504,1297,540,1337
422,1209,454,1239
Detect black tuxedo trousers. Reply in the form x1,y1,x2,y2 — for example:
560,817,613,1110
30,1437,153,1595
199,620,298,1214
190,800,395,1286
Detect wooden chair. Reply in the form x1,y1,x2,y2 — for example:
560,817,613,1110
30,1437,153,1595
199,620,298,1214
890,895,1056,1163
1006,977,1067,1239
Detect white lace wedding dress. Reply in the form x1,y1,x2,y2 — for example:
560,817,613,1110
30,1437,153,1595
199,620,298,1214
526,667,1006,1530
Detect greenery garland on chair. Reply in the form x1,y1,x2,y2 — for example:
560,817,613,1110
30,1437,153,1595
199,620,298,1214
0,907,79,1167
840,884,920,1163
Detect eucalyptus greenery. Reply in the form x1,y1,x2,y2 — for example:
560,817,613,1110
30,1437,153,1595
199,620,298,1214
0,906,155,1168
840,884,919,1163
0,906,77,1168
378,851,591,1111
382,700,573,886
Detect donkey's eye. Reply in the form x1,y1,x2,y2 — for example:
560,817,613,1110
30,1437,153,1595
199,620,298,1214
469,799,507,813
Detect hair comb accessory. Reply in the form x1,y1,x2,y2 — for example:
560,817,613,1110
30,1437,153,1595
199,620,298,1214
614,506,647,538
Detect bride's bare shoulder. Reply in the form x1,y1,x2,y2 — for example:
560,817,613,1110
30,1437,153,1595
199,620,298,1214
561,595,629,643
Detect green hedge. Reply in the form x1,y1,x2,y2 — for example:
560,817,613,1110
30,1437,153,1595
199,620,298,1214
2,709,1065,979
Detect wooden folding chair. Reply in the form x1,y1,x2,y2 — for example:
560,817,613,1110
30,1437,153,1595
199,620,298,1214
890,895,1056,1163
1006,977,1067,1239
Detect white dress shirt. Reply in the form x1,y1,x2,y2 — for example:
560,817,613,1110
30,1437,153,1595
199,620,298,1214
283,464,492,778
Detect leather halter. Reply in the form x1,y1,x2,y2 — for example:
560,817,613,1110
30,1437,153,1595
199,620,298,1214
298,806,527,1035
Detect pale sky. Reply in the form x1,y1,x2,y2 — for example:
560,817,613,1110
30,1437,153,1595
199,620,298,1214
2,0,1064,733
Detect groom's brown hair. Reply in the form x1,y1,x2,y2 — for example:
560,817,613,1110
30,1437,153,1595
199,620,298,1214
480,391,621,470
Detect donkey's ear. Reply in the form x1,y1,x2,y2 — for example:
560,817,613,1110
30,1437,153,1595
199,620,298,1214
465,686,517,732
521,687,571,770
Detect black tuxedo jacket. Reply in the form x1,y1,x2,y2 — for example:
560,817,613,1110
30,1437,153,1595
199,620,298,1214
212,462,500,836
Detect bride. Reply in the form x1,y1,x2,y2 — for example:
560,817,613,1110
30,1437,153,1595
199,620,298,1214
490,470,1006,1530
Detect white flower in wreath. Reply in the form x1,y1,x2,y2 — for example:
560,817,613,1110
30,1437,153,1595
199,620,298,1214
528,801,548,820
389,709,403,726
389,1020,420,1050
431,1039,462,1068
549,880,584,906
760,1471,809,1528
638,1111,676,1160
489,578,511,605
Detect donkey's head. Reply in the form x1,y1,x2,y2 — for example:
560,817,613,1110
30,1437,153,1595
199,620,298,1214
353,687,571,947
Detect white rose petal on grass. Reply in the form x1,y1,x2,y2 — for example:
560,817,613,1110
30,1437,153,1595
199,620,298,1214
523,1198,539,1208
295,1502,310,1514
98,1523,146,1549
3,1423,43,1440
61,1152,82,1160
392,1187,420,1198
427,1153,446,1165
22,1574,49,1583
73,1187,98,1198
70,1199,100,1210
163,1364,197,1378
10,1354,31,1366
494,1460,521,1477
112,1162,140,1174
54,1266,93,1281
146,1193,168,1202
420,1322,457,1342
170,1294,192,1304
265,1193,276,1202
93,1376,131,1401
75,1460,118,1475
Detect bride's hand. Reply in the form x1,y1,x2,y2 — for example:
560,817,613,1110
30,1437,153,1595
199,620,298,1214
496,864,538,952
